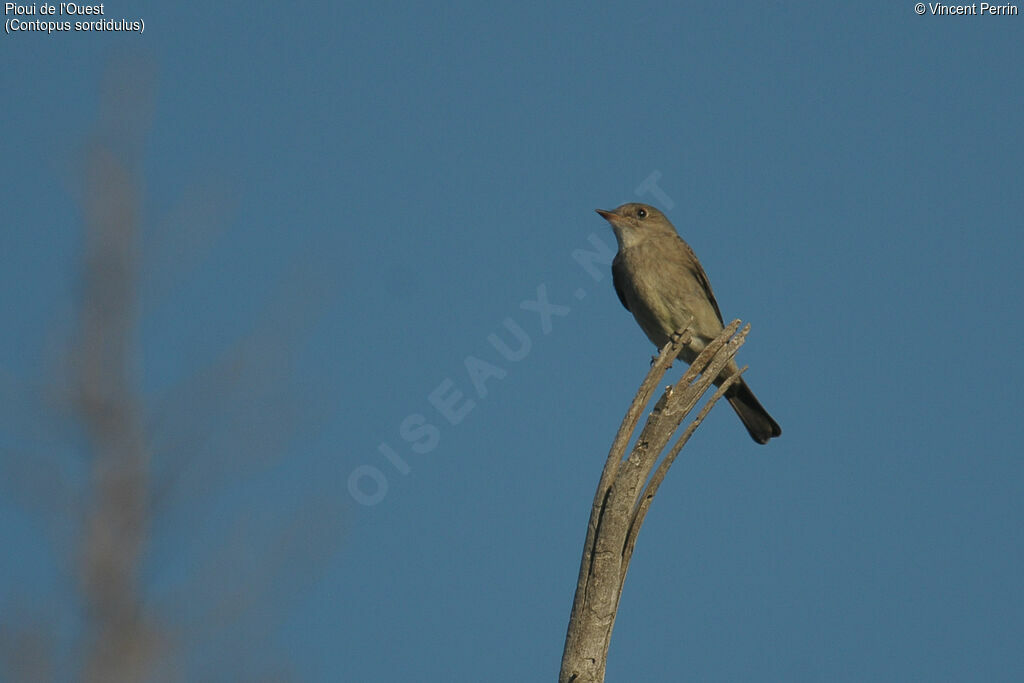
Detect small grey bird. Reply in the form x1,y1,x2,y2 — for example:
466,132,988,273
597,203,781,444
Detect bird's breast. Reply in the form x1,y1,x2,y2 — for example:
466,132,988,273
619,242,700,347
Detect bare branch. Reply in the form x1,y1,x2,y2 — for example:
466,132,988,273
560,327,688,678
560,321,750,683
621,367,745,584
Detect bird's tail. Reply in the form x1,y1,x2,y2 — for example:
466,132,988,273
726,379,781,445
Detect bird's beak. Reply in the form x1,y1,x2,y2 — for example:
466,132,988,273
596,208,627,230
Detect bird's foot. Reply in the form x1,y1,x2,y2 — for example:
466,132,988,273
669,329,690,345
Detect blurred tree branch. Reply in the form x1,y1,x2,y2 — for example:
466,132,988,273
0,57,345,682
559,320,749,683
73,124,156,683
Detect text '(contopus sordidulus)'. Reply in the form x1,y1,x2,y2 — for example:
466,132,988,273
597,202,781,444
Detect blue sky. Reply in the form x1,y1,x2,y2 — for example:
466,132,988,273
2,1,1022,680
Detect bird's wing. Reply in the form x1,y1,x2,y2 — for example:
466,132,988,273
679,238,724,325
611,254,631,311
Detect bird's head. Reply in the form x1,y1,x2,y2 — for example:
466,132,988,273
595,203,676,249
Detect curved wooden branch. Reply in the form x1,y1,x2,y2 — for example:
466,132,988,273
559,320,748,683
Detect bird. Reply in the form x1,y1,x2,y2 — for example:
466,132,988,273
596,202,781,444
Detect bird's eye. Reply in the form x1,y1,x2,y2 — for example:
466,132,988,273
637,208,647,219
